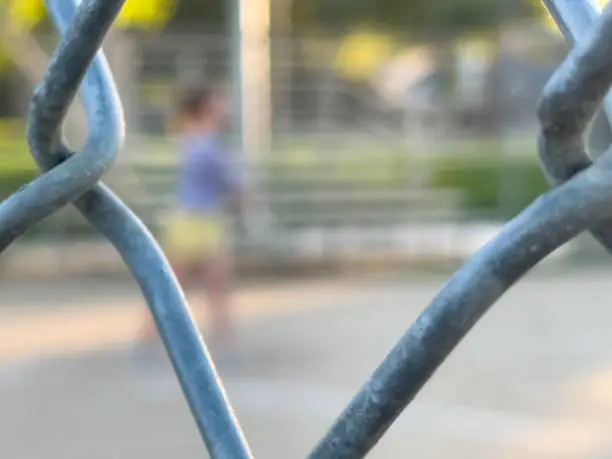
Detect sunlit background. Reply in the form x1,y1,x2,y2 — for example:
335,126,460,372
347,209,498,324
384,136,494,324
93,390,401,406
1,0,612,458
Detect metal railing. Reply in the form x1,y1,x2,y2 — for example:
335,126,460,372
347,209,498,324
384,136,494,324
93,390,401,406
0,0,610,458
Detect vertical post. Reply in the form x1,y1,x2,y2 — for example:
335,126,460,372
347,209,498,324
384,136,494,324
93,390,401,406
228,0,273,252
227,0,244,156
230,0,271,160
497,26,512,219
496,0,513,219
270,0,292,136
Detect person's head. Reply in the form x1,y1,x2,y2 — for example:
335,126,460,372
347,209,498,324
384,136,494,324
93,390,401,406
173,85,229,134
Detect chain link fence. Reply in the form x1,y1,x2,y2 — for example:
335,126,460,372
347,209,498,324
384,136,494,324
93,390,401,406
4,0,612,456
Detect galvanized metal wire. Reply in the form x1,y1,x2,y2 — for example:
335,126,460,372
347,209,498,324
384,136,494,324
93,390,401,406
3,1,253,457
1,0,610,458
309,1,612,457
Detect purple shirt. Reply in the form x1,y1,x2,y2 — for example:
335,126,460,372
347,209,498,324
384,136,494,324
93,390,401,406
175,134,240,213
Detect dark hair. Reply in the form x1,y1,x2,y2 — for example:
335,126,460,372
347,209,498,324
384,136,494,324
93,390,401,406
169,85,215,132
177,86,214,119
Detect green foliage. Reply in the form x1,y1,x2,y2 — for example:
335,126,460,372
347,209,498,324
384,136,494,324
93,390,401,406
427,153,549,219
264,151,410,193
0,166,36,198
259,138,547,221
170,0,224,27
0,135,551,238
293,0,539,34
169,0,542,35
4,0,177,32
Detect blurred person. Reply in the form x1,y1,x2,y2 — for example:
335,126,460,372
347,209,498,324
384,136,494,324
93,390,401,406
135,84,244,365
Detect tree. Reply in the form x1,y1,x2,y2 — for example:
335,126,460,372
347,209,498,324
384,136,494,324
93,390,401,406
116,0,177,30
169,0,224,29
292,0,538,35
5,0,177,31
0,0,178,80
0,0,178,140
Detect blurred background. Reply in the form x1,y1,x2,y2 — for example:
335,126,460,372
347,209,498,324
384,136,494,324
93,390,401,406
1,0,604,274
1,0,612,458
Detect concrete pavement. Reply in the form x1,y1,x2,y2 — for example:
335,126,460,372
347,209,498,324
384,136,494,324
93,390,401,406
1,270,612,457
0,278,357,362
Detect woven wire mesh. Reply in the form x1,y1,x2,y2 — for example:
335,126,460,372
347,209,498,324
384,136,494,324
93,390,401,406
2,0,611,458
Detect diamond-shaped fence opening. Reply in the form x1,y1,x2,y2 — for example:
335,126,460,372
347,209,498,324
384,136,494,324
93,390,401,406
2,0,611,458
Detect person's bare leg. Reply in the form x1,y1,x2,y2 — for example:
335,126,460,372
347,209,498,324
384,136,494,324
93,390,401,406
136,260,195,343
203,253,235,353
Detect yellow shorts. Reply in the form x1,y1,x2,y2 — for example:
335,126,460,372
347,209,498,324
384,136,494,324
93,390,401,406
162,211,228,261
